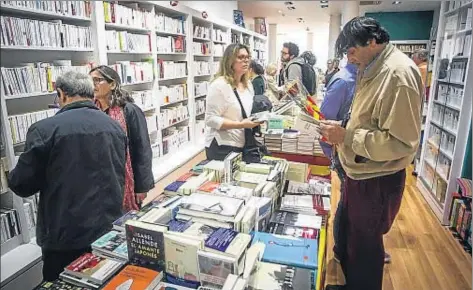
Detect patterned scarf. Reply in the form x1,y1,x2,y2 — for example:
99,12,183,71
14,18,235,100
108,105,139,212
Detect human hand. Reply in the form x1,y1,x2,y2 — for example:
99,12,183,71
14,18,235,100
136,193,147,204
319,120,346,145
241,118,263,129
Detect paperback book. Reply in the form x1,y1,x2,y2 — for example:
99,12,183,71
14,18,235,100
125,220,167,272
102,265,163,290
91,230,128,261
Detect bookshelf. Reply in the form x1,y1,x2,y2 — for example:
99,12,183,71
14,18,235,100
391,40,429,56
417,0,472,225
0,1,267,286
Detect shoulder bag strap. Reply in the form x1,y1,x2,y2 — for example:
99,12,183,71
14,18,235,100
233,88,248,119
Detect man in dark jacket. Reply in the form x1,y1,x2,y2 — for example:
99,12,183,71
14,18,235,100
8,71,127,281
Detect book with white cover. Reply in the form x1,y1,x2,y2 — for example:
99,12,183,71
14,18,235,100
211,184,253,202
197,250,239,289
178,193,245,222
164,233,203,288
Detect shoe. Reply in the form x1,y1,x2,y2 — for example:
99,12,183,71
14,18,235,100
325,285,347,290
384,252,392,264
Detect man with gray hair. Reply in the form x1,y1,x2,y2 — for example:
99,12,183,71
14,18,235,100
412,49,429,86
8,70,127,281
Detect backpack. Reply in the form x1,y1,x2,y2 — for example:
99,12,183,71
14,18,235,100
286,62,317,95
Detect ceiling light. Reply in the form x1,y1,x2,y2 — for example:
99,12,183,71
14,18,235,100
278,10,283,14
321,4,329,8
320,0,328,3
392,1,401,4
284,1,294,5
287,6,296,10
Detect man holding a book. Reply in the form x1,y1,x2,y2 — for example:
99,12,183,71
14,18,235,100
8,71,127,281
320,17,423,290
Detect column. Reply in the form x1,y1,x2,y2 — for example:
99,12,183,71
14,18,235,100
328,14,341,59
268,23,278,64
307,31,314,51
342,1,360,26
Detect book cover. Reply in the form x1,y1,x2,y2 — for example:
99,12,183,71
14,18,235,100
92,230,128,259
125,220,167,272
251,232,318,270
270,211,322,229
102,265,163,290
178,193,244,221
113,210,139,231
64,253,124,284
155,282,195,290
197,250,238,289
248,262,316,290
268,223,319,240
164,181,185,194
35,279,89,290
164,233,202,288
205,228,251,258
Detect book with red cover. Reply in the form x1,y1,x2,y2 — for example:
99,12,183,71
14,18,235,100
102,265,163,290
64,253,124,284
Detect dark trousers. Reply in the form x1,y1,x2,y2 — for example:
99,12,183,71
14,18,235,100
41,246,92,281
205,139,243,161
332,164,346,258
339,169,405,290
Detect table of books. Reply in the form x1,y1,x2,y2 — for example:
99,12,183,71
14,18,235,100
35,153,331,290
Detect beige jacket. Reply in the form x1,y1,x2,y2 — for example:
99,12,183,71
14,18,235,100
339,44,423,180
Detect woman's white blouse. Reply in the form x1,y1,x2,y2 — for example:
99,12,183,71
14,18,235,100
205,76,254,148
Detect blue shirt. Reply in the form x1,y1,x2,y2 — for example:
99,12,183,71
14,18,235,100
320,63,358,158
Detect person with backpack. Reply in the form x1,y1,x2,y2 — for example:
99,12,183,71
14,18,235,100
280,42,317,96
301,50,318,94
249,60,266,95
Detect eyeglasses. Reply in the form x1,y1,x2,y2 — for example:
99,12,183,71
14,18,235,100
236,55,250,62
281,51,290,55
92,77,106,85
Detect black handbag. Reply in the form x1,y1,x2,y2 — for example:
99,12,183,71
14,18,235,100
233,89,269,163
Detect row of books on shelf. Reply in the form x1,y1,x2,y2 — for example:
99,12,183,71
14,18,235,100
449,178,472,252
214,44,225,57
111,60,154,84
105,30,151,53
159,105,189,129
0,207,21,245
162,126,190,156
253,39,265,51
195,81,209,97
156,35,185,54
394,43,426,53
428,126,455,155
213,62,220,74
437,84,464,108
159,84,188,106
23,194,39,231
0,16,92,49
193,42,211,55
130,90,155,111
39,153,329,289
213,28,229,43
157,60,187,80
194,25,211,40
1,61,92,97
103,1,153,30
0,158,8,193
447,0,472,11
2,0,92,18
431,104,460,132
156,13,186,35
194,61,211,76
8,109,58,145
196,99,206,116
442,33,471,58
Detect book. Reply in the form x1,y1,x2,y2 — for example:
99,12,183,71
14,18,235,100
113,210,140,232
269,211,322,230
102,265,163,290
63,253,124,285
155,282,195,290
178,193,245,222
285,180,331,196
35,279,89,290
125,220,167,272
222,274,239,290
91,230,128,261
251,232,318,270
164,181,186,195
59,272,101,289
197,250,239,289
138,207,172,225
164,233,203,288
248,262,316,290
204,228,251,259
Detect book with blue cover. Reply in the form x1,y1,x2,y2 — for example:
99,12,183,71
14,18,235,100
164,181,186,195
92,230,128,261
251,231,318,270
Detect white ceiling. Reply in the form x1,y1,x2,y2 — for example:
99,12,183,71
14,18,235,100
238,1,441,32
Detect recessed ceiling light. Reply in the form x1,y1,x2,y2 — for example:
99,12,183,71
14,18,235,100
287,6,296,10
278,10,283,14
392,1,401,4
320,0,328,3
321,4,329,8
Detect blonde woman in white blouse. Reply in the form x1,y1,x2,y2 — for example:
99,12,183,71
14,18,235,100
205,43,262,161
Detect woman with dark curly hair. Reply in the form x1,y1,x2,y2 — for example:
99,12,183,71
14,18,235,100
89,65,154,212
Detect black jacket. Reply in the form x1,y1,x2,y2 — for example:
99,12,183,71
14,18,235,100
252,75,266,95
105,102,154,194
8,101,127,250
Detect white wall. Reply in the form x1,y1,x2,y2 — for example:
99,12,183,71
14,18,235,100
180,1,238,24
275,23,330,71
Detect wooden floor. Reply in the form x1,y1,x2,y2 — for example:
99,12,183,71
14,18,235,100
325,167,472,290
148,157,472,290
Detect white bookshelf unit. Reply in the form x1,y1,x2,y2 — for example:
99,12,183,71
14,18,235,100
0,1,267,288
417,0,472,225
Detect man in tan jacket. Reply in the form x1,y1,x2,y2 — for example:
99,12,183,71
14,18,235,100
321,17,423,290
